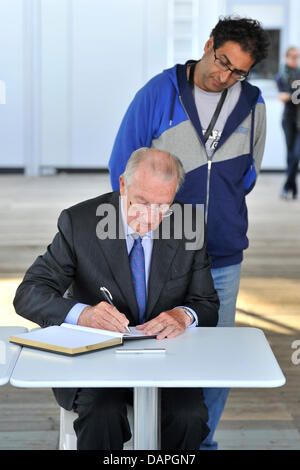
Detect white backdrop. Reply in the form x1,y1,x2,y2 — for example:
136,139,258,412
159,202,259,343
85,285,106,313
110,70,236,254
0,0,299,173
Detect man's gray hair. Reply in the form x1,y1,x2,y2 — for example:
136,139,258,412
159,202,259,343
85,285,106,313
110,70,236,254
123,147,185,192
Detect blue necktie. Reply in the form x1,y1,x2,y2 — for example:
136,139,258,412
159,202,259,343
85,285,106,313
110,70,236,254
129,237,146,324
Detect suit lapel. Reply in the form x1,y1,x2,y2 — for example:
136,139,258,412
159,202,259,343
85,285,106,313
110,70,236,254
145,235,179,321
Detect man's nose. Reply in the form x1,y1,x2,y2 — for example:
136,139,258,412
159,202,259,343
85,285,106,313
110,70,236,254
219,70,231,83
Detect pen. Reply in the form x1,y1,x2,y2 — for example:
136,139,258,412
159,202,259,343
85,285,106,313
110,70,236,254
100,286,131,334
115,348,166,354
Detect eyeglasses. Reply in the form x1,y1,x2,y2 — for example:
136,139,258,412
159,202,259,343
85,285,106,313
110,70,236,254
213,49,250,81
129,200,173,218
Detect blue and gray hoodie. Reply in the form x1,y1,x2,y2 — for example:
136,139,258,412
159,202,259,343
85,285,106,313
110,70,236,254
109,62,266,269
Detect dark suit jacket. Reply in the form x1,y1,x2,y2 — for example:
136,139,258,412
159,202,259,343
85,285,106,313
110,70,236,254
13,191,219,410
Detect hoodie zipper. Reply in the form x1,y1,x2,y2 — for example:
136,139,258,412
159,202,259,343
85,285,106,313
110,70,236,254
179,95,211,223
206,159,212,223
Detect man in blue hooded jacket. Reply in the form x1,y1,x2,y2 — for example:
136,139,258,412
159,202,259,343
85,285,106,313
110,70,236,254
108,16,269,449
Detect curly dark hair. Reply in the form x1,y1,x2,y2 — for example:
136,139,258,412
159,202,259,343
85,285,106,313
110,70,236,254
210,16,270,66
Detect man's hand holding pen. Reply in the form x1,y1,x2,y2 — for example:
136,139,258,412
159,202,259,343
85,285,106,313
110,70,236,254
78,302,130,333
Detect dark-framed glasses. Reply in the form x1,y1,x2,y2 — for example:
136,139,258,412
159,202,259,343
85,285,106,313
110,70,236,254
213,49,250,82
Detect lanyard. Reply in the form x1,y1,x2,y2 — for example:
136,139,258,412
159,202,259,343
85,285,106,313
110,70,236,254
188,61,228,143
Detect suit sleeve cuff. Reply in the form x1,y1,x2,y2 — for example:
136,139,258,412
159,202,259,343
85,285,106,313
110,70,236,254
175,306,198,328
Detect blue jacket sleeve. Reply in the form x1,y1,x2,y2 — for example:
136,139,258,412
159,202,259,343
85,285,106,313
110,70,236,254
244,91,266,195
108,78,162,191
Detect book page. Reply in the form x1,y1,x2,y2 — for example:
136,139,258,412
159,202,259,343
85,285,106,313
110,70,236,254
11,326,120,349
61,323,123,338
62,324,153,339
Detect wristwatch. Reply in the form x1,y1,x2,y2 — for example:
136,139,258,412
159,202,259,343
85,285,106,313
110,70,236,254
181,307,194,325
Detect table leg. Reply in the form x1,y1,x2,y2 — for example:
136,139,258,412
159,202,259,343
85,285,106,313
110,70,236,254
133,387,161,450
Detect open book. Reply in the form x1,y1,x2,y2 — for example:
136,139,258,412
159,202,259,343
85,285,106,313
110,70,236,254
9,323,155,356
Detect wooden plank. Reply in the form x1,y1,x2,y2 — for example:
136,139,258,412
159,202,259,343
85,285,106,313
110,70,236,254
0,431,59,450
215,429,300,450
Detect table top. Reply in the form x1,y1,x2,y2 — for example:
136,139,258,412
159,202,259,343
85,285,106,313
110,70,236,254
9,327,285,388
0,326,28,386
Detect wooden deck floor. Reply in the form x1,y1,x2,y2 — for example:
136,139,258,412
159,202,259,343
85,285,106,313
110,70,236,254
0,172,299,450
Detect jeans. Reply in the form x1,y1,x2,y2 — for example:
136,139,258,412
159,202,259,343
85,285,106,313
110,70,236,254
282,118,300,197
200,262,242,450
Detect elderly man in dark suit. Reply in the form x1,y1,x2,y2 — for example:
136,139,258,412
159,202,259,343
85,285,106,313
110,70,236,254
13,147,219,450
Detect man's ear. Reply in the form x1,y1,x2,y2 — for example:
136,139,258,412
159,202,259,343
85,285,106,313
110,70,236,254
204,36,214,53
